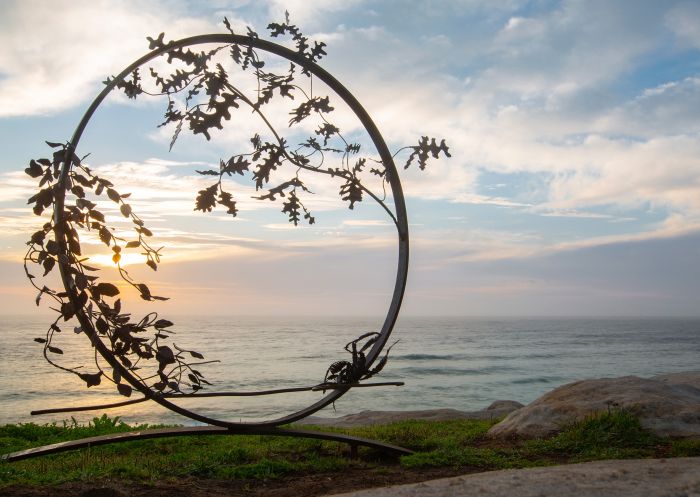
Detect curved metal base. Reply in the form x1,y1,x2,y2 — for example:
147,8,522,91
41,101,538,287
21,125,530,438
1,425,413,462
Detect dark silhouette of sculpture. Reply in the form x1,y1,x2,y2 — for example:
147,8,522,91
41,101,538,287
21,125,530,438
10,16,450,461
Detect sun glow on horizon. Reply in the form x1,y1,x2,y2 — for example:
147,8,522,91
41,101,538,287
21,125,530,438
89,252,147,268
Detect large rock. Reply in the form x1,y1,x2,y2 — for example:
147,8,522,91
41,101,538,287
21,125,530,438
328,458,700,497
653,370,700,389
488,373,700,439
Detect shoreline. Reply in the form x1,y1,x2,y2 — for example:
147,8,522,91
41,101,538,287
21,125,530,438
1,370,699,497
304,370,700,435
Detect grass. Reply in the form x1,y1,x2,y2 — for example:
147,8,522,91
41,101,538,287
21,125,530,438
1,411,698,487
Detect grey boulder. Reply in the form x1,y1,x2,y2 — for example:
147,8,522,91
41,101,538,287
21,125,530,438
488,372,700,439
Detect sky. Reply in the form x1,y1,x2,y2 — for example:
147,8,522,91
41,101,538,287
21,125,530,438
1,0,699,317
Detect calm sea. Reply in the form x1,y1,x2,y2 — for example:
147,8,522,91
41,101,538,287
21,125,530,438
0,315,698,426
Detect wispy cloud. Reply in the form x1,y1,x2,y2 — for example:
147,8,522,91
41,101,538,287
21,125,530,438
3,1,700,315
0,0,217,117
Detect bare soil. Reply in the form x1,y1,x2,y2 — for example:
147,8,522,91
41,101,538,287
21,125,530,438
0,466,481,497
0,429,681,497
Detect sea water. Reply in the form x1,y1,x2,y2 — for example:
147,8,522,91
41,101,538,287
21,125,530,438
0,314,698,426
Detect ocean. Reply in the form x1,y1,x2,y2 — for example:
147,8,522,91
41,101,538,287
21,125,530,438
0,315,698,426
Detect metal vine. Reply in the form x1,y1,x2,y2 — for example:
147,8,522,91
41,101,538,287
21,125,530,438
23,16,450,410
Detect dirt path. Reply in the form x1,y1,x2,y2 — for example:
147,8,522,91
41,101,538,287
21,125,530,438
3,458,698,497
325,457,700,497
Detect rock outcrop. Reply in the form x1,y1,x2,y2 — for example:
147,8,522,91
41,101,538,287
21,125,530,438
328,457,700,497
303,400,524,428
488,372,700,439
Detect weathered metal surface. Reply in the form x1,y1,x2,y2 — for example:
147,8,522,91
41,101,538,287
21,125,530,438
51,33,410,429
2,425,413,462
30,382,405,416
8,31,416,462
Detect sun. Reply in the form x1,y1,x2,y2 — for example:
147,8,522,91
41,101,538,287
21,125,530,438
89,252,147,268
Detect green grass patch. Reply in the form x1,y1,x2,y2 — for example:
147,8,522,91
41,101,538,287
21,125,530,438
400,409,677,470
0,410,694,487
523,408,660,461
668,438,700,457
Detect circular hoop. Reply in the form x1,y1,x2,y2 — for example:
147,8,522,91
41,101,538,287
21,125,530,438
53,34,409,427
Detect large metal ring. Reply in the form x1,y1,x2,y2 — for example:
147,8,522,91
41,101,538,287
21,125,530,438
53,34,409,428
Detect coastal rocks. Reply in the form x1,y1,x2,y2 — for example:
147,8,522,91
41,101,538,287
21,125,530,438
485,400,525,414
652,370,700,389
304,400,523,428
488,373,700,439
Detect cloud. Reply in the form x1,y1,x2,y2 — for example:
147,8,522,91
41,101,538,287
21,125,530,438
4,1,700,318
594,77,700,137
0,155,400,268
0,171,36,202
485,1,666,100
666,2,700,49
291,1,700,224
0,0,217,117
263,0,367,27
342,219,392,227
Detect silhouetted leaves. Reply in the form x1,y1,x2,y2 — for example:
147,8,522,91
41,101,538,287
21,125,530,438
169,119,183,151
315,123,339,145
223,17,235,35
79,372,102,388
94,283,120,298
42,257,55,276
30,230,46,245
96,317,109,334
188,92,240,140
340,176,363,209
218,191,238,216
99,227,112,246
117,383,133,397
25,160,44,178
289,96,334,125
223,156,250,176
195,184,218,212
370,167,385,178
147,32,167,50
281,191,302,225
268,14,326,73
404,137,452,170
156,346,176,370
45,240,59,255
28,187,54,216
25,18,450,403
106,188,120,202
196,169,219,176
255,177,310,202
252,143,284,189
90,210,106,223
115,69,143,99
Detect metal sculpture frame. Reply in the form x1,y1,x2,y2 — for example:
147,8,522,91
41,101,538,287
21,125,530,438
4,33,413,462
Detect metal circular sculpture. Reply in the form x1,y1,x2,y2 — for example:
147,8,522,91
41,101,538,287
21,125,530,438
22,18,450,433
